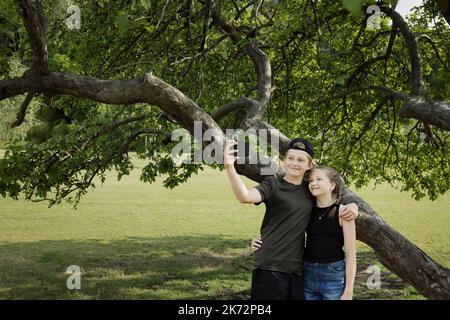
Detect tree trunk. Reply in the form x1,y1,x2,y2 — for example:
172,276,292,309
342,188,450,299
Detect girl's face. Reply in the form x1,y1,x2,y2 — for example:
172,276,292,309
283,149,312,178
308,169,335,198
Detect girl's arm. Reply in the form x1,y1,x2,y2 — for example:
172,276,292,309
250,235,262,252
340,218,357,300
225,140,262,204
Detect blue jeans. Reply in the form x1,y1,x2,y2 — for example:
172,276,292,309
303,259,345,300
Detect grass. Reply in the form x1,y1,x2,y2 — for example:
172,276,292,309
0,157,449,299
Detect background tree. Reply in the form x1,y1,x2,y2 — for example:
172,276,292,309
0,0,449,298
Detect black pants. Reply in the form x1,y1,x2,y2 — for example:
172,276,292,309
251,268,304,300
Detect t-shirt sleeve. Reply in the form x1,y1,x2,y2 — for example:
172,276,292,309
254,177,273,205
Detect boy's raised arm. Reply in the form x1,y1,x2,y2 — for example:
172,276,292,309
224,140,262,204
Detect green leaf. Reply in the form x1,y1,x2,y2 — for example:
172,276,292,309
141,0,151,10
115,14,130,33
342,0,364,17
144,25,154,33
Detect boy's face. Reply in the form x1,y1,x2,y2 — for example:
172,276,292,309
283,149,312,178
308,169,336,198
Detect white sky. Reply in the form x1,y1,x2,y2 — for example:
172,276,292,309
395,0,423,18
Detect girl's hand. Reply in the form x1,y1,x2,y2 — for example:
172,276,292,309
340,290,353,300
250,235,262,252
224,139,239,167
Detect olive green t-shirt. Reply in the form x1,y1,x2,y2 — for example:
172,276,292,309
254,175,314,274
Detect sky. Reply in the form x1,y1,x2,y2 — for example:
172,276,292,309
395,0,424,18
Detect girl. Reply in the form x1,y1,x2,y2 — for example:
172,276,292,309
251,165,357,300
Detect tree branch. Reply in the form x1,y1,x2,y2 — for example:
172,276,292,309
416,34,450,72
342,188,450,300
20,0,48,74
347,23,398,87
318,85,408,104
401,97,450,131
0,74,39,101
434,0,450,25
81,115,149,150
243,43,272,111
211,97,257,121
343,100,386,171
319,85,450,131
121,127,169,153
10,91,36,128
1,71,221,139
44,115,151,172
210,8,272,120
380,6,424,96
251,119,290,152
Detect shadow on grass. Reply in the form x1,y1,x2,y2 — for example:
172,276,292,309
0,236,422,299
0,235,253,300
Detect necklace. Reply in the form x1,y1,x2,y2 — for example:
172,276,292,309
317,204,335,220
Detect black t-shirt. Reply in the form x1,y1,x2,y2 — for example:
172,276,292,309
304,204,345,263
254,175,314,274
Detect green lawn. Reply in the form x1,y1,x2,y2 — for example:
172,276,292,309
0,157,449,299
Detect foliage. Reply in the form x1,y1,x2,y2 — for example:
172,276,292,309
0,0,449,205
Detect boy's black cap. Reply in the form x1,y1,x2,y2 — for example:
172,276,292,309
288,138,314,158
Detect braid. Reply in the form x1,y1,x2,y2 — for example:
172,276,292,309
335,190,341,205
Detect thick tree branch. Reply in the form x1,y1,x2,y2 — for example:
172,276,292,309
342,189,450,300
211,98,257,121
20,0,48,74
381,7,424,96
1,71,221,139
319,85,450,131
210,8,272,120
249,119,290,152
243,44,272,112
0,74,39,101
401,97,450,131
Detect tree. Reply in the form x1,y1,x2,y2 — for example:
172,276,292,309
0,0,449,299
